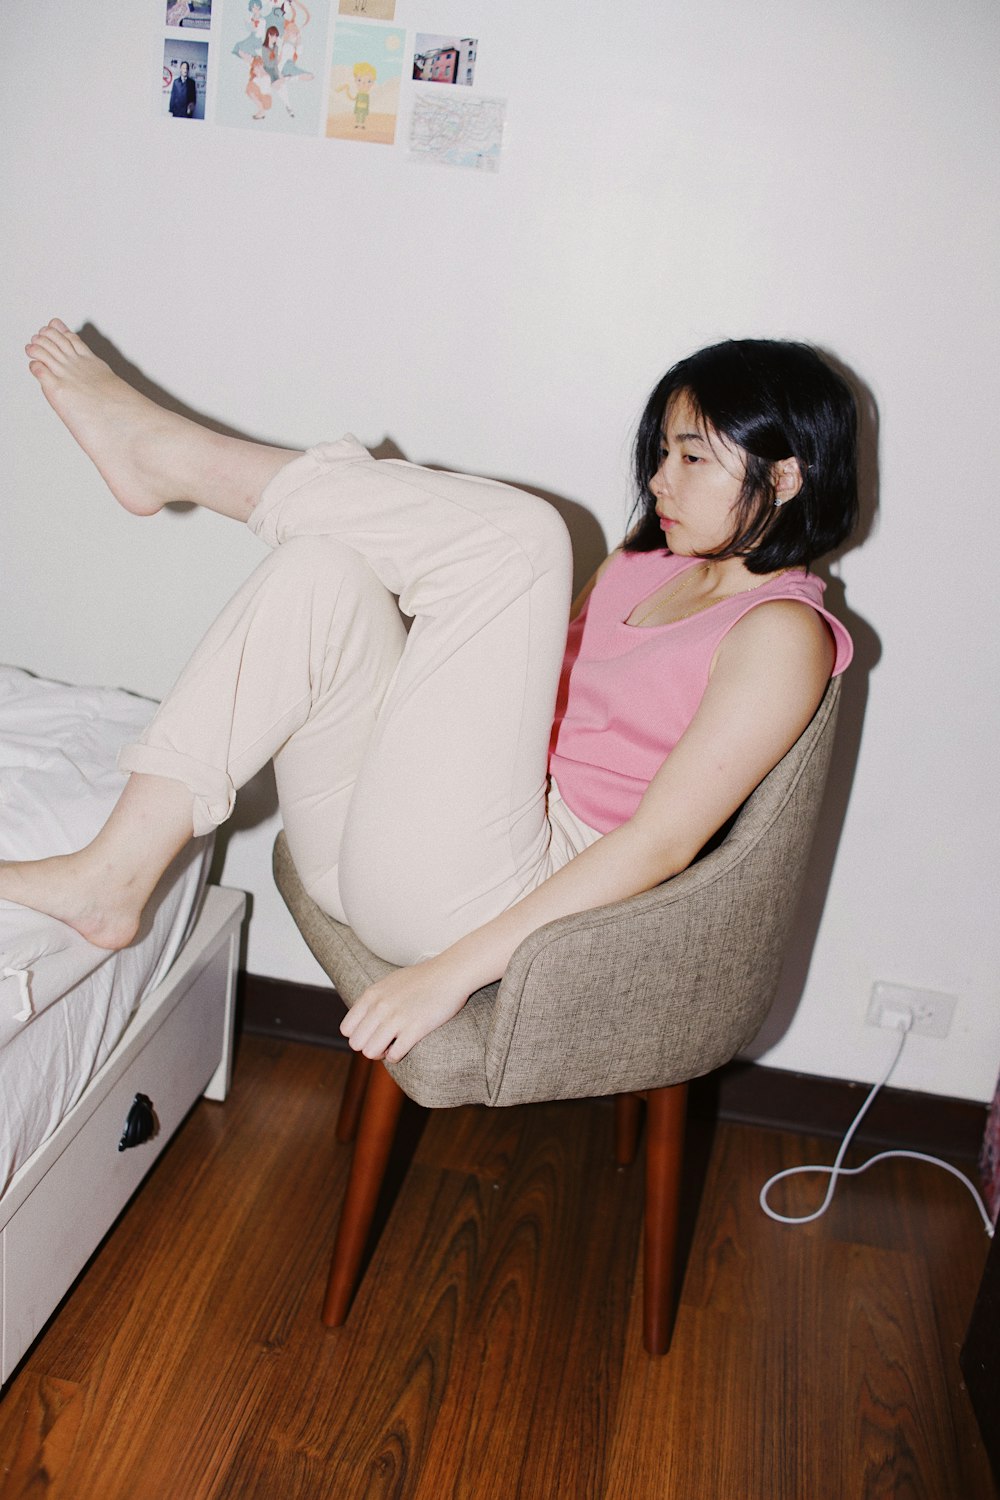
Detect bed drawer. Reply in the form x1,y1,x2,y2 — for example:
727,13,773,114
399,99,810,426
1,891,243,1380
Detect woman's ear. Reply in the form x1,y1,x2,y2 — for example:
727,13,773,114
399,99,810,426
772,456,804,506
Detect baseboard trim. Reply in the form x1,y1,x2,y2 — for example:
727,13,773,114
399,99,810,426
240,972,348,1050
706,1059,985,1163
238,973,987,1162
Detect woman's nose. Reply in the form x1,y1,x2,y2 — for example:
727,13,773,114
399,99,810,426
649,463,669,500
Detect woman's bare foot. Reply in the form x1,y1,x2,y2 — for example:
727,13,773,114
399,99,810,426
0,851,144,950
25,319,293,522
0,772,198,951
26,320,197,516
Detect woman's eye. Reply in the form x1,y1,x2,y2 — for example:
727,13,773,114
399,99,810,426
681,453,701,464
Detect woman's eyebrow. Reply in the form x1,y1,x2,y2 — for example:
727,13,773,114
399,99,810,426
662,428,707,443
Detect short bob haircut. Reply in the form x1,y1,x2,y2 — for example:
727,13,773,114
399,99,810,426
625,339,859,573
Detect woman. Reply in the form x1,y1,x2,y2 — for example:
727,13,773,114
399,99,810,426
260,24,282,82
0,322,858,1062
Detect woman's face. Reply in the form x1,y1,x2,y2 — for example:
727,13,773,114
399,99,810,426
648,391,748,557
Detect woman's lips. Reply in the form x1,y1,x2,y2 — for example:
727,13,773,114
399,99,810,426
659,517,676,532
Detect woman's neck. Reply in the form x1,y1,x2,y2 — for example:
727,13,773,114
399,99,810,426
685,555,777,600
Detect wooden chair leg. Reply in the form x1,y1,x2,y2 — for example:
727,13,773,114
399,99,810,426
614,1092,643,1166
643,1081,688,1355
335,1050,373,1144
322,1062,405,1327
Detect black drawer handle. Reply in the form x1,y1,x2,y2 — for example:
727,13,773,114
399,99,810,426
118,1093,157,1151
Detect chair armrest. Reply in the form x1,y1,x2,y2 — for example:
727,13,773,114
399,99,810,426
481,849,786,1106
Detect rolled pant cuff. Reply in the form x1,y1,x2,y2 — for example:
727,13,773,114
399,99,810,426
248,436,370,549
117,743,236,836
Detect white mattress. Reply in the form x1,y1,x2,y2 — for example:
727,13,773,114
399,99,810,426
0,667,212,1190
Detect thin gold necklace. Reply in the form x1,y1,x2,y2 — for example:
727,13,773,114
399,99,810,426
631,563,789,628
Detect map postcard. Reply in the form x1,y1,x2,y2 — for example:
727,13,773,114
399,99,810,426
408,94,505,172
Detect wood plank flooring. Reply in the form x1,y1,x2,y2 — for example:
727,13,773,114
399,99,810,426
1,1036,995,1499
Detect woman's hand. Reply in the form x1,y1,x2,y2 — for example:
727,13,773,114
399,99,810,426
340,952,475,1062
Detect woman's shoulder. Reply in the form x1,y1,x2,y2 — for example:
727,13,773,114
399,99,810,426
726,570,853,674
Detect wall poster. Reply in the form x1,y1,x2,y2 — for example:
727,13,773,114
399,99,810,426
155,1,507,170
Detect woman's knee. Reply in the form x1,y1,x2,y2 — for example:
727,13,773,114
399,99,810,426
341,891,456,968
516,497,573,580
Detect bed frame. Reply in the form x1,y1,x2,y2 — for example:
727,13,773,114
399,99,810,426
0,885,245,1384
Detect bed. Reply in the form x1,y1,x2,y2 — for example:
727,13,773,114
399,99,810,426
0,666,245,1383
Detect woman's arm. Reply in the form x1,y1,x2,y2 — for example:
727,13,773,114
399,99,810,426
341,600,834,1061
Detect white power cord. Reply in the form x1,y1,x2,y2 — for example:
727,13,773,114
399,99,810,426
759,1014,995,1237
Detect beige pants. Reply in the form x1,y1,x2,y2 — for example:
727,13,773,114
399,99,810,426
120,437,602,964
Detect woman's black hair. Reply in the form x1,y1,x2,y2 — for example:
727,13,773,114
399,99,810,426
625,339,859,572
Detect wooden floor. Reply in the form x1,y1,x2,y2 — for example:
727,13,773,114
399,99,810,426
1,1036,995,1500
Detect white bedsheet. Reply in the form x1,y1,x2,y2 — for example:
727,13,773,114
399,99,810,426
0,667,212,1190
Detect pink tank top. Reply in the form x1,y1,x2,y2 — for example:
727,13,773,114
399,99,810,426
548,549,853,833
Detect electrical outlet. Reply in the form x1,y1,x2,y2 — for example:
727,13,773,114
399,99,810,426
866,982,957,1039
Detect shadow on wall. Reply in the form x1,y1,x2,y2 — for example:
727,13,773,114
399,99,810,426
745,357,881,1057
208,763,279,881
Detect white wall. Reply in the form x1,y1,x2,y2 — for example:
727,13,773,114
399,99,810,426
2,0,998,1100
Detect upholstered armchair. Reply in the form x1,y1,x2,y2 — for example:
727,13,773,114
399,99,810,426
273,676,841,1353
